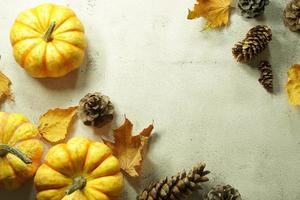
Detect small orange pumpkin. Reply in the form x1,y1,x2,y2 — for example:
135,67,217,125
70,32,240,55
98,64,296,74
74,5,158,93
0,112,44,190
34,137,123,200
10,3,87,78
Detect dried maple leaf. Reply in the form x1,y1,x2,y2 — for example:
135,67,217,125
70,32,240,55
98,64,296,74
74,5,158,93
103,118,154,177
38,107,78,143
187,0,232,29
286,64,300,106
0,71,12,101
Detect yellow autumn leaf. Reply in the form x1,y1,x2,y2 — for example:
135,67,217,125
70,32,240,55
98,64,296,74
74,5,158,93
38,107,78,143
187,0,232,29
0,71,12,101
286,64,300,106
103,118,154,177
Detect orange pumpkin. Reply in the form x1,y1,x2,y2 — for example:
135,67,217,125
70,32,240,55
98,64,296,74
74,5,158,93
10,3,87,78
34,137,124,200
0,112,44,190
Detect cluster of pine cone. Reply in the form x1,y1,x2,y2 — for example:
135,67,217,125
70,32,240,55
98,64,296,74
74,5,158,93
136,163,241,200
237,0,300,32
232,25,273,93
232,0,298,93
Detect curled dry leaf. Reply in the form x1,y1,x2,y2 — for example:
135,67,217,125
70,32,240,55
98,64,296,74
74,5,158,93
187,0,232,29
0,71,12,101
286,64,300,105
38,107,78,143
103,118,154,177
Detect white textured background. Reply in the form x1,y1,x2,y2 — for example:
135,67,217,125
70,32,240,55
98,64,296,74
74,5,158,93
0,0,300,199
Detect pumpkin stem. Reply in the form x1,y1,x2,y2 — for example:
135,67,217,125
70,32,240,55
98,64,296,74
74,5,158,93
43,21,56,42
66,176,87,195
0,144,32,164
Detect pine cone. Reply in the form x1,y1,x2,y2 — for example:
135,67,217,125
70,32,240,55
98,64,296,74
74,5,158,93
77,92,114,127
258,60,273,93
238,0,269,18
137,162,210,200
232,25,272,63
205,185,241,200
283,0,300,32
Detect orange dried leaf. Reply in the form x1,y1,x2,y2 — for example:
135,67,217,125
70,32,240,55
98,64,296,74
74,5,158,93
38,107,78,143
103,118,154,177
0,71,12,101
188,0,232,29
286,64,300,106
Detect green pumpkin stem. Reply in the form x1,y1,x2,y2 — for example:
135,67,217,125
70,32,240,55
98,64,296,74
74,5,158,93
0,144,32,164
66,176,87,195
43,21,56,42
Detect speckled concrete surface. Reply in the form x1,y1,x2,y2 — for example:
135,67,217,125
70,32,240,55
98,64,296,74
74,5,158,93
0,0,299,199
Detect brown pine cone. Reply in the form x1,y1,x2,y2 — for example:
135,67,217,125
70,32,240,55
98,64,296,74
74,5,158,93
205,185,242,200
137,162,210,200
258,61,273,93
283,0,300,32
77,92,114,127
238,0,269,18
232,25,272,63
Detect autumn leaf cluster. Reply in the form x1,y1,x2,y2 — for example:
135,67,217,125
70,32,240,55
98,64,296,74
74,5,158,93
37,106,153,177
0,72,154,178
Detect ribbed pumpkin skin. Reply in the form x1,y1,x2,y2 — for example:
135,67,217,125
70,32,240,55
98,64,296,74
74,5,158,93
10,3,87,78
0,112,44,190
34,137,124,200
